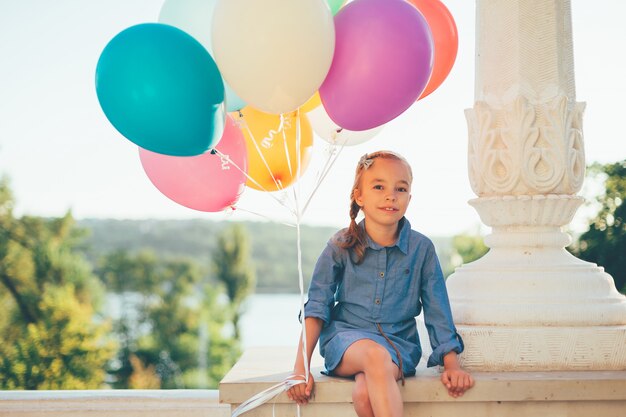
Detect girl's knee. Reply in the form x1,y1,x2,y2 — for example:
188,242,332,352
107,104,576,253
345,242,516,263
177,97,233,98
363,344,392,367
362,344,398,377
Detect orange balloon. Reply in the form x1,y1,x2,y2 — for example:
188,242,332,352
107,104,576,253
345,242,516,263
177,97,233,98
233,107,313,192
408,0,458,99
299,92,322,113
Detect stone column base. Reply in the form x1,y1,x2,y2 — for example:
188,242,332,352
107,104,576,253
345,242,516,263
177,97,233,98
457,325,626,371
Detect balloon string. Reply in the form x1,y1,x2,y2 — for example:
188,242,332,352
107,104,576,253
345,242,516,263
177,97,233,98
291,108,310,387
312,147,335,189
230,377,306,417
240,117,289,196
301,138,348,217
211,149,295,215
281,113,294,179
229,206,296,228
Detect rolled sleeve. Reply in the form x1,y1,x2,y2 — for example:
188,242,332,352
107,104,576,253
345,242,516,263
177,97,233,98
301,241,344,325
420,241,464,367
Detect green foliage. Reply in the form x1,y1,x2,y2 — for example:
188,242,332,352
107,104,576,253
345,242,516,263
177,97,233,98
213,225,255,340
0,286,115,389
97,250,238,389
571,160,626,294
451,233,489,266
0,178,115,389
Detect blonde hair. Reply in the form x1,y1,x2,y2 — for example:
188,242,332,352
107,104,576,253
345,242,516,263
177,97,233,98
335,151,413,264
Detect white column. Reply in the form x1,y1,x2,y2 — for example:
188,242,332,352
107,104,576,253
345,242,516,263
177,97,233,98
446,0,626,371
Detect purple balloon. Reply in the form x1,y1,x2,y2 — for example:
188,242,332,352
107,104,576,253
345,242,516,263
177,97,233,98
319,0,433,131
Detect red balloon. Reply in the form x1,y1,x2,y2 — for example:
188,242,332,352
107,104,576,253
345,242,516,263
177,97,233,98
408,0,458,99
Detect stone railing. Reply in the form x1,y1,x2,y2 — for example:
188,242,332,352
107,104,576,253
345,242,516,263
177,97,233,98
0,389,229,417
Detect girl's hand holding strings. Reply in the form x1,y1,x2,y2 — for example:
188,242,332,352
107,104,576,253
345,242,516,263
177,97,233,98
286,373,315,405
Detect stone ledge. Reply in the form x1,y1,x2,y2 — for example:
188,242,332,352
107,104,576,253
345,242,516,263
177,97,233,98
220,347,626,417
0,390,229,417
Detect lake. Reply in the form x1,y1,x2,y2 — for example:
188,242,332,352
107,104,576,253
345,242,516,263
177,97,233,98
239,293,305,349
239,293,433,365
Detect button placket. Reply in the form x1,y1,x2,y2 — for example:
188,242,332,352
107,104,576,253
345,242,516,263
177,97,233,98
372,249,387,319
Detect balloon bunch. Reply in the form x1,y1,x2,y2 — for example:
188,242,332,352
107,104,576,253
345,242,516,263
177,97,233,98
95,0,458,214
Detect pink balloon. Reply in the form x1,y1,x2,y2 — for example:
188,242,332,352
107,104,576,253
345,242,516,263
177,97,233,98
319,0,433,131
139,116,247,212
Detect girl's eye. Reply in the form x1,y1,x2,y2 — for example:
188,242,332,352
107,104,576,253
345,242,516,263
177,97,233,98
397,187,408,192
373,185,384,190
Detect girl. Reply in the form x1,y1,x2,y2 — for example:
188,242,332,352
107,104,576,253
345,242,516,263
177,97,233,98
287,151,474,417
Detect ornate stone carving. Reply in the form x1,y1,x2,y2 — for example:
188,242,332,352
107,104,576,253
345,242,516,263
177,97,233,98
469,194,583,228
466,95,585,196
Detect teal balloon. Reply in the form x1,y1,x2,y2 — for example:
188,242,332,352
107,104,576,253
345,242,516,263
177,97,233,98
95,23,225,156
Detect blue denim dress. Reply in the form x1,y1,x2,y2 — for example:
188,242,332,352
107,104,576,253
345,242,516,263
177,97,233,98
304,217,463,376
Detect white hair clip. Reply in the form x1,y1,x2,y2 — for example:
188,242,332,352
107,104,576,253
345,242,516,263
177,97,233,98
359,154,374,169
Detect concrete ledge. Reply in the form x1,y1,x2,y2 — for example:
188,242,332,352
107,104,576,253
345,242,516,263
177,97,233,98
0,390,229,417
220,347,626,417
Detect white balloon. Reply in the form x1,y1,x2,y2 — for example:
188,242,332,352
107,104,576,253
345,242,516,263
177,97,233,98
308,105,383,147
212,0,335,115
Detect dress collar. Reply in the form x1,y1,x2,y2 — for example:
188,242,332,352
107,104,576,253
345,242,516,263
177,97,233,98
358,217,410,255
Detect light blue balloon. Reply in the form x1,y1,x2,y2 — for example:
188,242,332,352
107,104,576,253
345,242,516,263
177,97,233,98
95,23,225,156
224,82,246,112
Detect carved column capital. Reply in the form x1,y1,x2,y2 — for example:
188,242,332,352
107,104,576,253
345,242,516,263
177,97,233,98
466,95,585,197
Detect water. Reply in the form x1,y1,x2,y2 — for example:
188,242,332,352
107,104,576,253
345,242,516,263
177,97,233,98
239,293,305,349
239,294,433,364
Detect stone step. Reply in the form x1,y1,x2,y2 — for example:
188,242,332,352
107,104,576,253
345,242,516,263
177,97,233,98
220,346,626,417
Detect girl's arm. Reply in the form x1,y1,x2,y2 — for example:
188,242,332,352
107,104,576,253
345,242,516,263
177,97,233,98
287,316,323,405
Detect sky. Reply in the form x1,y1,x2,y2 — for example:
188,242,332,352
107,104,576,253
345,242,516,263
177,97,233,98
0,0,624,237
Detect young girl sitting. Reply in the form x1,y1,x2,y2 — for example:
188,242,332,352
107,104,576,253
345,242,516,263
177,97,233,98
287,151,474,417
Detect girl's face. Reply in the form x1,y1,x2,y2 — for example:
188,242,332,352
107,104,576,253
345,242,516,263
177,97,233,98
353,158,412,228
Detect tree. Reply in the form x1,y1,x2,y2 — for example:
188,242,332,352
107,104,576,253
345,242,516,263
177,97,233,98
98,249,238,388
571,160,626,294
212,225,256,340
0,178,115,389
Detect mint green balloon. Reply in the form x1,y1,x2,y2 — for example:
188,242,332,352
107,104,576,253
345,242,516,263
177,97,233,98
95,23,225,156
159,0,246,112
327,0,347,15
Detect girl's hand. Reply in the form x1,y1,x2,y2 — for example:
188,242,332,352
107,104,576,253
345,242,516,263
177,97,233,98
441,351,474,398
286,374,315,405
440,367,474,398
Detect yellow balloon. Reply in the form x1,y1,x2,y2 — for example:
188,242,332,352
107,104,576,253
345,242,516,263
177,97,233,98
233,107,313,192
299,92,322,113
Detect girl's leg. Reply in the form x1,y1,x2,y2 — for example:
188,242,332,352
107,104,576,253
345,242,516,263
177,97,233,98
334,339,403,417
352,373,374,417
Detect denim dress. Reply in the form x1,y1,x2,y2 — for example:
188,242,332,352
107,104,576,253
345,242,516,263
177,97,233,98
304,217,464,376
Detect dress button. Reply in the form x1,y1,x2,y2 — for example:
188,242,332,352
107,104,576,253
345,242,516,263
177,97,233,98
379,272,385,278
375,298,381,305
